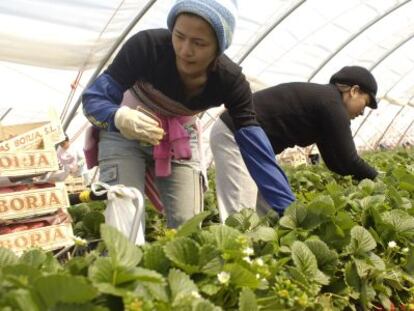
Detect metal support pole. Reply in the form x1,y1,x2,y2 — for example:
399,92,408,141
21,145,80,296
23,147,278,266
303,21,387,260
374,105,405,149
62,0,158,131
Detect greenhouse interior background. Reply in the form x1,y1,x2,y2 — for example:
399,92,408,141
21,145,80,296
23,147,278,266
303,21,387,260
1,0,414,165
1,1,414,310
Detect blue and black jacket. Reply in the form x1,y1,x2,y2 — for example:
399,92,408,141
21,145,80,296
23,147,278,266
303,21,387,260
82,28,295,215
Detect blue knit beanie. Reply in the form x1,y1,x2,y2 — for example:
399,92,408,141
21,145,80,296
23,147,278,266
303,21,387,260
167,0,238,54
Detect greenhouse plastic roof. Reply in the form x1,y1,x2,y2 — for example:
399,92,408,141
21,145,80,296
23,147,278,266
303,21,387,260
1,0,413,152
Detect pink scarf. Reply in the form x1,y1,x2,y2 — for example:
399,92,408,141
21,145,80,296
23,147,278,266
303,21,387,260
153,115,193,177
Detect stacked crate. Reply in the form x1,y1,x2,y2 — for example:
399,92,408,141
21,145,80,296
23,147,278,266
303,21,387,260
277,147,308,167
0,120,75,254
64,175,86,194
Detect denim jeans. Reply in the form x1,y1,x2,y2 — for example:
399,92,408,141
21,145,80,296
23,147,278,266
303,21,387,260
98,126,203,228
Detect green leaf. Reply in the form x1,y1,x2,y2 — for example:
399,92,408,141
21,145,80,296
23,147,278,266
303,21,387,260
143,243,171,275
191,299,221,311
279,230,298,247
344,262,361,293
399,173,414,192
400,197,412,209
50,304,109,311
378,293,392,311
387,185,404,207
195,231,216,246
89,257,158,286
307,195,336,219
65,253,97,277
68,204,90,223
303,170,322,183
208,225,243,251
314,270,330,285
347,226,376,254
116,266,151,285
382,210,414,238
201,301,221,310
245,226,277,242
336,211,355,230
19,249,47,268
164,237,200,274
199,244,222,275
358,179,376,195
239,287,258,311
278,214,297,230
93,282,129,297
0,247,18,267
140,282,169,302
280,202,308,229
133,267,165,284
287,266,310,286
291,241,318,278
225,208,262,232
305,239,338,275
41,252,61,274
358,195,386,209
2,288,40,311
367,253,385,271
176,211,211,237
173,294,221,311
224,263,260,288
354,258,372,278
404,248,414,274
200,283,220,296
83,211,105,237
100,224,142,268
34,275,98,307
3,264,42,284
91,259,162,296
88,257,114,284
168,268,198,301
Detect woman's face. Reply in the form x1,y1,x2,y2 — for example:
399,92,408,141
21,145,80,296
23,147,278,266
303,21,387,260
342,86,371,120
172,13,218,79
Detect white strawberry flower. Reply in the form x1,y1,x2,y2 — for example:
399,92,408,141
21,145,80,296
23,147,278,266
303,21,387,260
217,271,230,284
243,247,254,256
388,241,397,248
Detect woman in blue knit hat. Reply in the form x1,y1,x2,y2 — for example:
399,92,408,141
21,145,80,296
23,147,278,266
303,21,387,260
82,0,295,228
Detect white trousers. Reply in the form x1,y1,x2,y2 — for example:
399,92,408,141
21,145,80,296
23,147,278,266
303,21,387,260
209,118,271,223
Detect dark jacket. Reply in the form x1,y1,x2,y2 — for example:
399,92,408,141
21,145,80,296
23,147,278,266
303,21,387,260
83,28,257,130
220,82,378,180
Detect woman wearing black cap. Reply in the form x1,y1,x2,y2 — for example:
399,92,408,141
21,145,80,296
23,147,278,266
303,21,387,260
210,65,379,222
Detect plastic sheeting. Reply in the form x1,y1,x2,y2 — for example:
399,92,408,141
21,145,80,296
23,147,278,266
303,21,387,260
1,0,413,150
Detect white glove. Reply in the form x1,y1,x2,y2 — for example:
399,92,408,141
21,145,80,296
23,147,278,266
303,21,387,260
114,106,164,145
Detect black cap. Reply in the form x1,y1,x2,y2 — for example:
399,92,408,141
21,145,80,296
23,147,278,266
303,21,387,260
329,66,378,109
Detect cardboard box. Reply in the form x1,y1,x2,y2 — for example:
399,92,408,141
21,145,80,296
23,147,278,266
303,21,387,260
0,148,59,177
0,121,65,152
0,182,70,220
0,222,74,254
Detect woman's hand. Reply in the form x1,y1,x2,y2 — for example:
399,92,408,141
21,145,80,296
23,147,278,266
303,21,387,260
114,106,164,145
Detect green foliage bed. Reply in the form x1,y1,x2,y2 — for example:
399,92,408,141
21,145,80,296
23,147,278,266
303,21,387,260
0,148,413,310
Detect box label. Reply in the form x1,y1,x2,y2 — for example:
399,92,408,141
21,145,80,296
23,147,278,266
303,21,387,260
0,183,69,220
0,223,74,254
0,122,64,152
0,149,59,177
